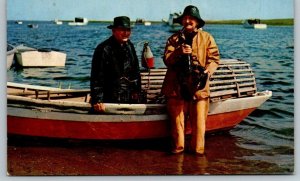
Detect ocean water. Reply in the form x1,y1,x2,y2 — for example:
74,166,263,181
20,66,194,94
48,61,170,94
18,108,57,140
7,21,294,175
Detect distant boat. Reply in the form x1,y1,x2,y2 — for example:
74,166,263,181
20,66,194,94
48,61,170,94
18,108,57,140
161,18,168,24
7,44,16,70
27,24,38,28
68,17,88,26
15,21,23,24
166,12,182,32
242,19,267,29
15,45,66,67
54,19,63,25
135,18,151,26
144,21,151,26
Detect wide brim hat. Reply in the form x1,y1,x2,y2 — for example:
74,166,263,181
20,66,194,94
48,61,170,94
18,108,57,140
107,16,132,29
174,5,205,28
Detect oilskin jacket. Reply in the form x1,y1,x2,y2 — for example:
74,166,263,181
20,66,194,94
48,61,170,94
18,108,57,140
161,29,220,99
90,36,141,104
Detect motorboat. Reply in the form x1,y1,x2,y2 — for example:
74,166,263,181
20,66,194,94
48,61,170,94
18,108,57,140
166,12,182,32
242,19,267,29
54,19,63,25
15,45,66,67
7,59,272,139
68,17,88,26
135,18,151,26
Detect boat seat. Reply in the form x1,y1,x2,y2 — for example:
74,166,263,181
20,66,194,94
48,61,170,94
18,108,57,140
7,82,90,101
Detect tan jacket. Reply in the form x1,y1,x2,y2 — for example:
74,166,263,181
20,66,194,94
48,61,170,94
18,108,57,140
161,29,220,99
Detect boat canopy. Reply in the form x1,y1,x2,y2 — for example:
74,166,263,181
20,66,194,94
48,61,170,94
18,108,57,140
247,19,261,24
75,17,87,23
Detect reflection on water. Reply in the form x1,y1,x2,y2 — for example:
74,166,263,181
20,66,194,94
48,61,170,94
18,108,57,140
7,132,286,175
7,21,294,175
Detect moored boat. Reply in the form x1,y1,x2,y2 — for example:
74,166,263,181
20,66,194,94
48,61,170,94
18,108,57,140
144,21,151,26
15,45,67,67
242,19,267,29
27,24,38,28
7,59,272,139
68,17,88,26
166,12,182,32
54,19,63,25
7,44,16,70
135,18,151,26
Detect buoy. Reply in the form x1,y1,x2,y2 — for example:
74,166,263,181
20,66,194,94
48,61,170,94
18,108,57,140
141,42,155,69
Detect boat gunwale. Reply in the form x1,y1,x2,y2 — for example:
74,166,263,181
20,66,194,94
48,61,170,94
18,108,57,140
7,90,272,117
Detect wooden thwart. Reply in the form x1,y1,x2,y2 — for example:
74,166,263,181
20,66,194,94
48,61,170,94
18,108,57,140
7,82,90,101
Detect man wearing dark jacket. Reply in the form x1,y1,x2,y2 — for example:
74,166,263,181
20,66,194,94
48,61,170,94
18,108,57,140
90,16,141,113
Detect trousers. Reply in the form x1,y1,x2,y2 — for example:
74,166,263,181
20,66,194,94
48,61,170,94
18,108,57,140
167,97,209,154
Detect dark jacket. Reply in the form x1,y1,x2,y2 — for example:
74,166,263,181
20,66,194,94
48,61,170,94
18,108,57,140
90,36,141,104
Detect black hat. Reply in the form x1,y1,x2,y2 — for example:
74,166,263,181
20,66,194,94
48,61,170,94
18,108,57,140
175,5,205,28
107,16,132,29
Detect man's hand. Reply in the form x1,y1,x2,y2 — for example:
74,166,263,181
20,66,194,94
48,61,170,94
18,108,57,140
93,103,106,113
181,44,192,54
131,92,139,101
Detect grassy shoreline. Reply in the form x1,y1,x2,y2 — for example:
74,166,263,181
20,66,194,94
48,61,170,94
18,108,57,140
205,19,294,25
89,18,294,26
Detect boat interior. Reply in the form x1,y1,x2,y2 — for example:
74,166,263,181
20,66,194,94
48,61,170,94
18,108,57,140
7,59,257,106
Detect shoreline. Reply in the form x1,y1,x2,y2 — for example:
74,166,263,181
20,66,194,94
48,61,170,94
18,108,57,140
8,19,294,26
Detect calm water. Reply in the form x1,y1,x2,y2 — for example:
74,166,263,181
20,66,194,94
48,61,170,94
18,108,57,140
7,21,294,175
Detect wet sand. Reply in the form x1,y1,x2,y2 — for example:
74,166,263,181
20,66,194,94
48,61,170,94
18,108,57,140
7,132,286,176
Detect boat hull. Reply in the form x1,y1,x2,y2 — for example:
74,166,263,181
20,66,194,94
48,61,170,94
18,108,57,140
55,21,63,25
8,89,272,140
243,23,267,29
7,44,16,70
68,22,88,26
7,107,255,139
16,50,66,67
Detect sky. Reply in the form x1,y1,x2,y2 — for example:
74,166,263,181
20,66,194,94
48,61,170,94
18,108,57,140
7,0,294,21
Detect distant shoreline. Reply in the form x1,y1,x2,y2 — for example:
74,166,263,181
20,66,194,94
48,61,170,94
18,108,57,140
9,18,294,26
84,18,295,26
205,19,294,26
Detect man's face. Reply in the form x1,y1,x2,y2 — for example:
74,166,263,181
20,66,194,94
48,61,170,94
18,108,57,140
182,15,199,32
112,27,131,43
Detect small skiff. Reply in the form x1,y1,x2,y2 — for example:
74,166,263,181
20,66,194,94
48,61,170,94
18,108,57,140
15,45,66,67
7,59,272,139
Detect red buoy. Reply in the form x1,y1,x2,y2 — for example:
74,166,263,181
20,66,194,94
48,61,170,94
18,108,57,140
142,42,155,69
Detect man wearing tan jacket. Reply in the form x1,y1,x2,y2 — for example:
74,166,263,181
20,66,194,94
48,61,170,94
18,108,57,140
162,5,220,154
